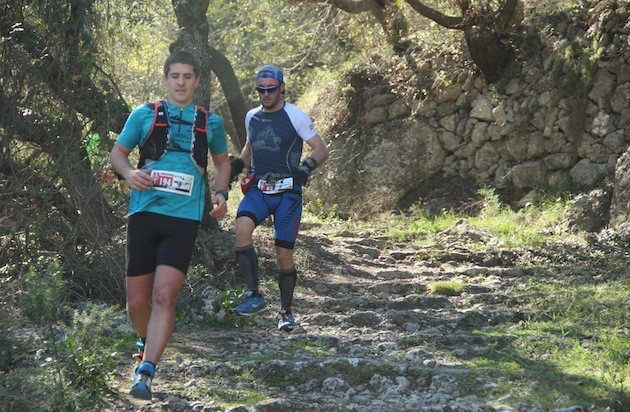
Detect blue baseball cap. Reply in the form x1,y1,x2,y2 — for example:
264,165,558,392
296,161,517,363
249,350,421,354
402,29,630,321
256,65,284,83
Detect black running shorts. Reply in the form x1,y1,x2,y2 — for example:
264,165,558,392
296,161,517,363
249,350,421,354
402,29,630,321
126,212,199,277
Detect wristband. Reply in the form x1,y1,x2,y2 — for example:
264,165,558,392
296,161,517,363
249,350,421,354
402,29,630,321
302,157,317,171
215,189,229,201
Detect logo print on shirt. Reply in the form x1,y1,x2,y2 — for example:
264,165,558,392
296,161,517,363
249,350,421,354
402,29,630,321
251,125,281,152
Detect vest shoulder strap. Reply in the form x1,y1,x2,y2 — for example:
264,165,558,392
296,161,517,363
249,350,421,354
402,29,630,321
194,105,209,133
139,100,167,149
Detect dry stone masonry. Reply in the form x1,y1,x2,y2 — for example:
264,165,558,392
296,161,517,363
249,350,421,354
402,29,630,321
310,1,630,218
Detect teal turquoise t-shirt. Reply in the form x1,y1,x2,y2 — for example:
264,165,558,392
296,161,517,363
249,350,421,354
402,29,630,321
116,101,228,221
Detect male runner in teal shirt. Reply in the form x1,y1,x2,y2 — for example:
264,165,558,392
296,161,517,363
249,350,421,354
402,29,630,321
110,51,231,400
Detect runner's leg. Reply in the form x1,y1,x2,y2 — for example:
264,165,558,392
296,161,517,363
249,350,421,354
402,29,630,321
234,216,258,289
126,273,154,340
276,254,297,310
126,212,159,342
273,192,302,311
142,264,186,365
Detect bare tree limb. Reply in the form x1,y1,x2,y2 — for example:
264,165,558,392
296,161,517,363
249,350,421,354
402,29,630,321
330,0,373,13
208,45,248,151
497,0,520,29
404,0,464,29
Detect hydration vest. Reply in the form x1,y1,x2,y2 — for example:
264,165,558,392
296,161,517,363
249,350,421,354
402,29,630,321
137,100,209,175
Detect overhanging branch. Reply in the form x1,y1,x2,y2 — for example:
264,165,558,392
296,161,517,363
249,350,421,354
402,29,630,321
404,0,464,29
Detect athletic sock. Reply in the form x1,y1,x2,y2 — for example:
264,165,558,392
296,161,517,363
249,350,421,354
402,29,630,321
235,244,259,290
278,267,297,310
137,361,156,378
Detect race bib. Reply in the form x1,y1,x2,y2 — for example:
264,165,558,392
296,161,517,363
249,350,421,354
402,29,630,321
151,170,194,196
257,176,294,194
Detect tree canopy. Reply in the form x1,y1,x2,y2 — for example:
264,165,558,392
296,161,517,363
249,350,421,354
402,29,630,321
0,0,380,301
0,0,571,302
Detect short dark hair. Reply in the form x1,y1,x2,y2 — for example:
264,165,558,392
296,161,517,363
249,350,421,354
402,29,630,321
163,51,201,77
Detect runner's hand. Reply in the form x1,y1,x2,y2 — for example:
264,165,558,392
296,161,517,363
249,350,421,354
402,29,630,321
126,168,153,191
210,194,227,219
294,164,311,186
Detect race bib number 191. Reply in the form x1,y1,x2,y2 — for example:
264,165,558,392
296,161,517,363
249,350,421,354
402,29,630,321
257,176,293,194
151,170,194,196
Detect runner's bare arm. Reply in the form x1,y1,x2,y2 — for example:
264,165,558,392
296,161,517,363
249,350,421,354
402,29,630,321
210,151,231,219
212,151,231,192
110,142,154,191
236,141,253,168
304,134,329,168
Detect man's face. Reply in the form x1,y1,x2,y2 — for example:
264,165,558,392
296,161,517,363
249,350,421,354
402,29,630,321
164,63,200,107
256,78,284,111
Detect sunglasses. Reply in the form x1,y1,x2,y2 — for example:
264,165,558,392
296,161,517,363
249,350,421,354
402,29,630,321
256,85,280,94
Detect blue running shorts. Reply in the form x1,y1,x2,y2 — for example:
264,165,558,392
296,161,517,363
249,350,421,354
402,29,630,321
236,187,302,249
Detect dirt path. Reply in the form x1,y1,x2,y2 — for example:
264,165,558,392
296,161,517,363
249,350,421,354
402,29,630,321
105,220,598,412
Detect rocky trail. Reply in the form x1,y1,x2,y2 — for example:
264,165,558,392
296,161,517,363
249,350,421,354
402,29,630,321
105,220,606,412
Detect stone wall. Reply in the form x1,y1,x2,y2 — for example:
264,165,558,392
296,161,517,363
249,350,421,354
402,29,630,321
308,1,630,217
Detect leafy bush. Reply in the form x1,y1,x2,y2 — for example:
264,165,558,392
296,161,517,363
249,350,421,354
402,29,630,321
7,259,122,410
18,256,65,326
45,336,117,398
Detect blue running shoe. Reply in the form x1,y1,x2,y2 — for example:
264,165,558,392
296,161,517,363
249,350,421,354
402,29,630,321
234,291,267,316
130,361,154,400
130,372,152,400
277,310,296,332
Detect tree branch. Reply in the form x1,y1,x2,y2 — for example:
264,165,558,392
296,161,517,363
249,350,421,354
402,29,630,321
497,0,519,29
208,45,248,151
330,0,373,13
404,0,464,29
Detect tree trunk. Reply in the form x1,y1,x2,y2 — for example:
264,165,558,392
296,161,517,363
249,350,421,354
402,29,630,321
0,0,129,301
464,26,512,83
208,45,247,151
170,0,247,230
171,0,212,105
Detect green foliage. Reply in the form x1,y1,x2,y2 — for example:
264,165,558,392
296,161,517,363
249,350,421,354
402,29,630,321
476,186,505,218
218,285,247,314
48,303,122,403
3,335,117,411
469,188,575,248
92,0,175,103
428,280,467,296
374,208,459,243
465,280,630,409
309,197,340,222
188,377,267,408
19,256,65,326
206,0,383,101
4,258,124,410
177,264,248,328
201,285,247,329
68,302,126,349
2,301,123,411
201,314,246,329
45,336,117,398
564,0,590,19
292,336,335,357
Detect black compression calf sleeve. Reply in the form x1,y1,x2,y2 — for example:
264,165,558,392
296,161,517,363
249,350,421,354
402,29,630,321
235,245,259,291
278,268,297,310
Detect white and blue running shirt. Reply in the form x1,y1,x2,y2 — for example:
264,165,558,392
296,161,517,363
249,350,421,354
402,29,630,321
245,102,317,177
